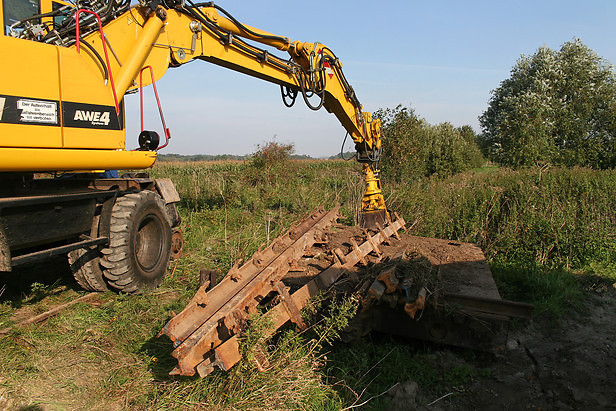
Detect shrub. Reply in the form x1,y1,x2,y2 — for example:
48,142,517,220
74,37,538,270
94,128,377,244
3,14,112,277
375,105,485,181
250,140,295,169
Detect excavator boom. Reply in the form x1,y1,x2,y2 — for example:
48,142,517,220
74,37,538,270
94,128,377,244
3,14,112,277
1,0,386,221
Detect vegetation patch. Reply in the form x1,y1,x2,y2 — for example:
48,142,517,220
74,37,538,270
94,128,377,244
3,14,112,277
1,157,614,409
479,39,616,169
375,106,486,181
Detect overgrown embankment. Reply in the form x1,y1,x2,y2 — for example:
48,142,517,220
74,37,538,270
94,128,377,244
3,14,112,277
1,159,614,409
154,160,616,289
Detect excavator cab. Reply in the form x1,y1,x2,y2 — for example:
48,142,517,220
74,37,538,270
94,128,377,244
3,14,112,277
3,0,39,34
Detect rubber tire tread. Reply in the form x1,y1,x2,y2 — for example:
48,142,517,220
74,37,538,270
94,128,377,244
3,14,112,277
68,247,109,291
102,191,171,294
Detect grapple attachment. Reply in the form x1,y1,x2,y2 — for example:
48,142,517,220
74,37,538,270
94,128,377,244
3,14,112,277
358,208,389,228
359,164,388,228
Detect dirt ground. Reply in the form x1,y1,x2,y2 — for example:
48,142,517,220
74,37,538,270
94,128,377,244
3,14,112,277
466,284,616,411
306,226,616,410
387,285,616,411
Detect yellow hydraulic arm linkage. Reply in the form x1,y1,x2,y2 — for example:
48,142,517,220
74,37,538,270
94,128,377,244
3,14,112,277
0,0,387,225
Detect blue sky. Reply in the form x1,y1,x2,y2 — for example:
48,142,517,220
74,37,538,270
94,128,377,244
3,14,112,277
126,0,616,157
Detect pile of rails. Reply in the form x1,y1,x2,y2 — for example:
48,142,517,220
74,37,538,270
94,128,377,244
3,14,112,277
159,205,532,376
159,206,406,376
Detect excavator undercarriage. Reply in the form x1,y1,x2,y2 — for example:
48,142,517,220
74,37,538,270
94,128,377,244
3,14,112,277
0,173,183,293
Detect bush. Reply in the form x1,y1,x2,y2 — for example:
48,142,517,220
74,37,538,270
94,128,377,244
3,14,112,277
250,140,295,169
375,105,485,181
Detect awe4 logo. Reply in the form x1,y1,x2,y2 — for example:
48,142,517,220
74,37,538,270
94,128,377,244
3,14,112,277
73,109,111,126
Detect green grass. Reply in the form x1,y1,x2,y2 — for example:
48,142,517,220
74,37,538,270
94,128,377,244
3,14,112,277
491,264,585,316
1,160,614,409
324,337,490,409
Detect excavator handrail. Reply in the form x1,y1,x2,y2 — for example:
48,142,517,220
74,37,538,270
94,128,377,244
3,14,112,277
75,8,119,115
139,65,171,150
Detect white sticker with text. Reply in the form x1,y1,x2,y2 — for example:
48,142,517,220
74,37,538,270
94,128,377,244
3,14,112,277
17,99,58,124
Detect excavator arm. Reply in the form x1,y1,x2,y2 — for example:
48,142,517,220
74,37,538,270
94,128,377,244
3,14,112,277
160,3,387,223
1,0,387,223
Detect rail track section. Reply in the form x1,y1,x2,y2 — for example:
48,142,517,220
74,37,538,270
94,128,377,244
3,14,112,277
158,205,406,377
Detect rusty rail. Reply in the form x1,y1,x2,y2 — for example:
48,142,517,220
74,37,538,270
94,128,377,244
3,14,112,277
159,206,406,377
443,292,534,319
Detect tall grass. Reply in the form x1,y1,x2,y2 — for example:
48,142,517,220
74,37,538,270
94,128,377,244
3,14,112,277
156,160,615,281
2,159,613,409
149,160,364,275
386,166,616,275
155,160,615,317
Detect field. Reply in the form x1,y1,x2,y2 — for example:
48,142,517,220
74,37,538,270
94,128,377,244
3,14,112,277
1,159,615,410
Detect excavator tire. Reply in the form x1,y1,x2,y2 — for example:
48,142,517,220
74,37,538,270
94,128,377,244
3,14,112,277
68,247,109,292
101,191,171,294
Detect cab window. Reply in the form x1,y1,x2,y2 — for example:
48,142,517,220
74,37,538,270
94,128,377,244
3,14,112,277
3,0,40,34
51,1,65,27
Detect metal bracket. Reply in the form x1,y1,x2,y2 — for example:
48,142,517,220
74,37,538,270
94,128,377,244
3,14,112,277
275,281,306,330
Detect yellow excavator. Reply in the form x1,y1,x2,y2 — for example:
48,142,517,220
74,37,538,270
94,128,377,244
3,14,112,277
0,0,387,293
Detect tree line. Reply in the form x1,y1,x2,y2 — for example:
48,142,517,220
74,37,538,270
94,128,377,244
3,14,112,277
163,39,615,174
377,39,616,177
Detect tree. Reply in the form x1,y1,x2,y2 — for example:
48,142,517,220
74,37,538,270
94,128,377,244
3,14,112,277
479,39,616,168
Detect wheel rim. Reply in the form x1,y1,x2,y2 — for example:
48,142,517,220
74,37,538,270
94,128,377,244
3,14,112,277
135,213,165,272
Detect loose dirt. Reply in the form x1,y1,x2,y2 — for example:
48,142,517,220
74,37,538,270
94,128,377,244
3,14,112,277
428,286,616,411
296,226,616,410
